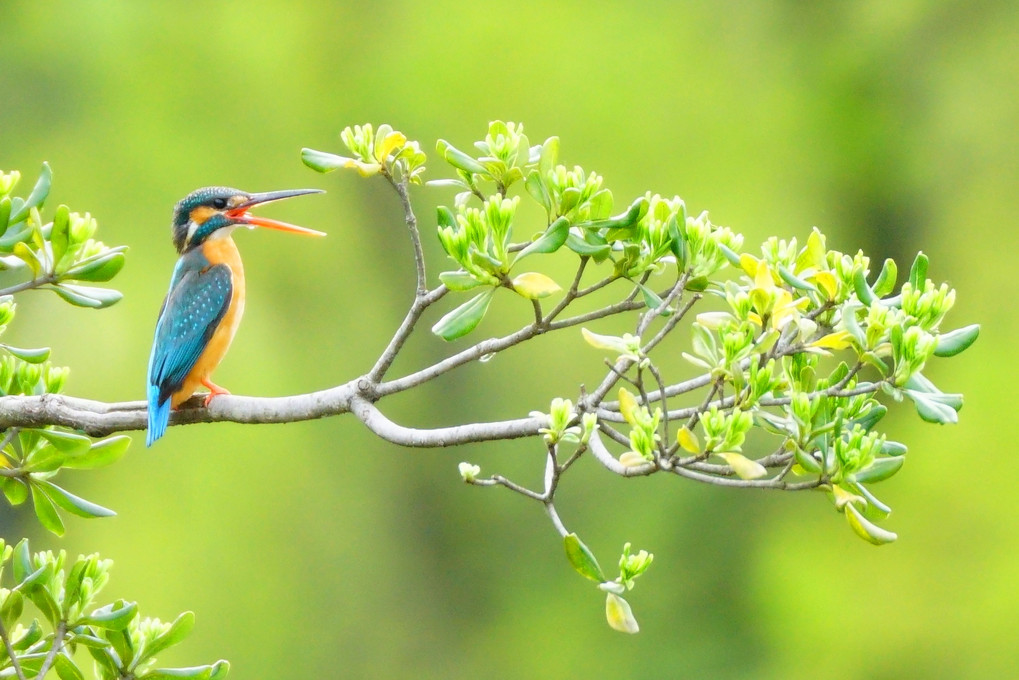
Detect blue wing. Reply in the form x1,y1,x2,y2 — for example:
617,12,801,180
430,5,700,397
146,253,232,446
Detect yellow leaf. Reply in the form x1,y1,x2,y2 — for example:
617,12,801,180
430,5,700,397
677,426,701,454
345,159,382,177
511,272,561,299
375,130,407,162
618,388,640,426
605,593,640,634
845,503,897,545
716,452,767,480
739,253,759,277
813,271,839,300
755,261,775,292
810,330,853,350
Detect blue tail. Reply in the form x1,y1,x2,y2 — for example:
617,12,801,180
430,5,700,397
147,384,171,447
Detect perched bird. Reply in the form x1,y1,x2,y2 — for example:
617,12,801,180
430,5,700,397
147,186,324,446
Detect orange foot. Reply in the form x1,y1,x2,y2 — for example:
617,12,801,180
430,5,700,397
201,377,231,407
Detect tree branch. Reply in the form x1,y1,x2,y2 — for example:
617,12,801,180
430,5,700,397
0,614,27,680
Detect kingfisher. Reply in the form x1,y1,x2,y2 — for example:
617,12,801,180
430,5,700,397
146,186,325,446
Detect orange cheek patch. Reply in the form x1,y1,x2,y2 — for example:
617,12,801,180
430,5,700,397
190,206,215,223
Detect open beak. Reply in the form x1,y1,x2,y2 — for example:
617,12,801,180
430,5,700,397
226,188,326,236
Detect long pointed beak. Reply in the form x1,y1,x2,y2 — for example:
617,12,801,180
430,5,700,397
226,188,326,236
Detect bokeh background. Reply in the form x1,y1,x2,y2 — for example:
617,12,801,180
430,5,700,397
1,1,1015,678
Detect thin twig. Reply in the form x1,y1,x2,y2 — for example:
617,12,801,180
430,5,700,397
0,615,28,680
471,475,545,501
367,285,448,382
387,177,427,295
0,274,58,298
35,620,67,680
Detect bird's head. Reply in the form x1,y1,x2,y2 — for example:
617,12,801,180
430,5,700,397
171,186,325,254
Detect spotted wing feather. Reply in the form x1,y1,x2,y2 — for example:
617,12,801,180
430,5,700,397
146,257,232,444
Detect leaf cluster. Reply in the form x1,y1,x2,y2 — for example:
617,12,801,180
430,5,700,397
0,539,227,680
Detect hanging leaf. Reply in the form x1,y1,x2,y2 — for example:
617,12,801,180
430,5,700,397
50,283,123,308
564,533,605,582
431,289,495,341
35,480,115,518
844,503,897,545
63,435,130,470
30,483,64,536
605,593,639,634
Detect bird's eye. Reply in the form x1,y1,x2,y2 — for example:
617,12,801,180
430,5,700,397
212,197,227,209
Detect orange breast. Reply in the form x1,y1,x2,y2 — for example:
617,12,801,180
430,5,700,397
171,237,246,407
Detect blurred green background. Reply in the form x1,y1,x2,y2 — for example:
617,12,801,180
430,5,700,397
1,1,1014,678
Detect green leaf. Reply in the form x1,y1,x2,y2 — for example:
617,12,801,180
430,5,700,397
565,232,610,258
778,264,817,292
84,600,138,631
36,429,92,456
86,645,121,679
64,248,127,282
69,633,111,649
933,324,980,357
50,283,123,308
524,171,551,214
881,440,908,456
605,593,640,634
668,214,687,265
137,611,195,664
0,197,10,232
0,223,33,249
2,478,29,506
436,205,456,229
63,435,130,470
576,197,647,232
436,139,487,175
438,271,486,292
564,533,605,582
1,589,23,629
36,481,115,518
300,148,350,173
851,456,905,484
12,539,32,584
852,268,875,305
844,503,897,545
2,344,50,363
851,403,887,431
636,282,670,316
141,661,230,680
31,483,64,536
908,251,928,289
8,163,51,224
905,391,959,424
431,289,495,341
872,258,898,298
514,217,569,262
54,653,85,680
50,204,71,266
538,136,559,177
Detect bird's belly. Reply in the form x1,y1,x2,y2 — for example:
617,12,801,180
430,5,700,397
171,240,246,407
